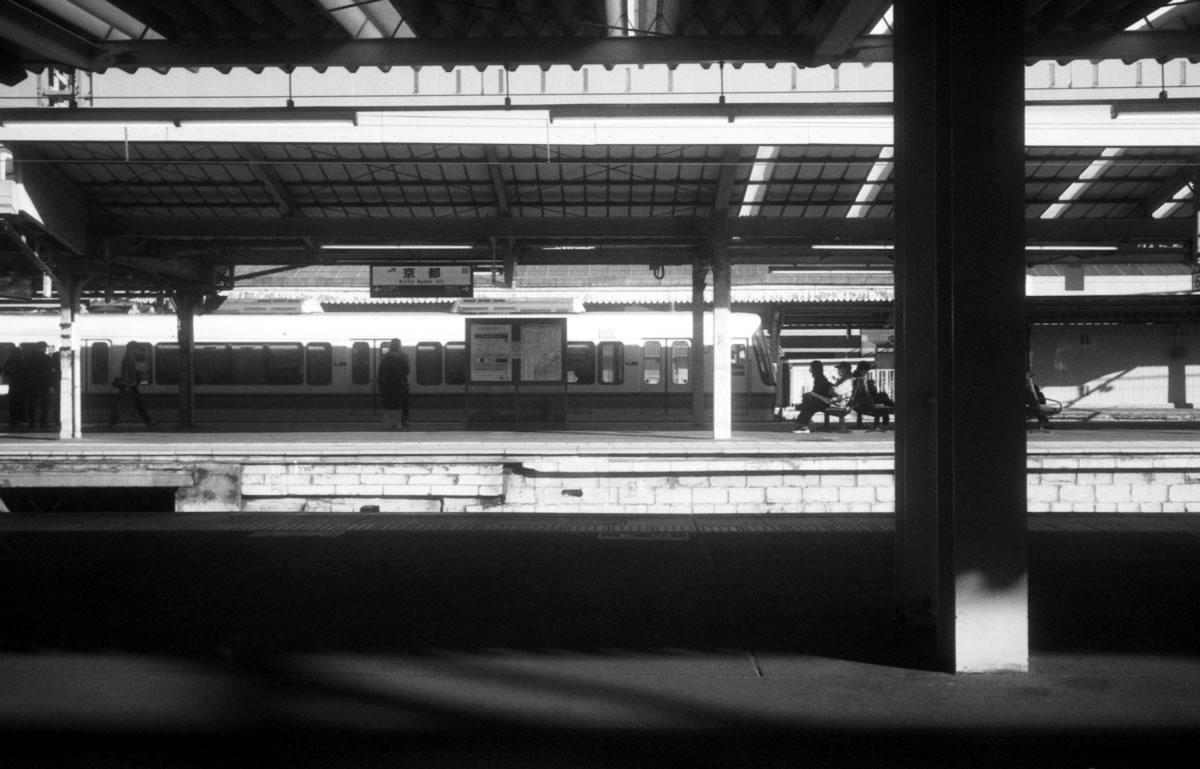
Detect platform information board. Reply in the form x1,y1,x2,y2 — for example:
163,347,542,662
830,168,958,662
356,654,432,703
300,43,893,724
465,317,569,424
466,318,567,384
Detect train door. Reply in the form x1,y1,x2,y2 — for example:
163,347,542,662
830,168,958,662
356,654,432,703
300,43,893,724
730,338,751,412
347,338,392,413
640,338,692,415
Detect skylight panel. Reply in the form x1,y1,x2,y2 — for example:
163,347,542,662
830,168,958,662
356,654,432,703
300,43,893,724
738,146,779,218
868,6,893,35
1151,183,1194,218
1039,148,1123,219
848,147,893,218
1126,1,1187,30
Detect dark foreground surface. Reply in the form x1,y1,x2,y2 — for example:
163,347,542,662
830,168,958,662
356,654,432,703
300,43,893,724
1,513,1198,768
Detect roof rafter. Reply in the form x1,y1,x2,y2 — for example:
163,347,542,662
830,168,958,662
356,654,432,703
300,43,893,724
810,0,891,62
91,214,1193,244
7,29,1200,73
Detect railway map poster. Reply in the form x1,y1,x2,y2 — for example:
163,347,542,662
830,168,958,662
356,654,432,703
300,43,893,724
519,321,564,382
468,322,512,382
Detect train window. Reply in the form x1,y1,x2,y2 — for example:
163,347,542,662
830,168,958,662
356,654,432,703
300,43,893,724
566,342,595,385
154,344,179,384
196,344,232,385
643,341,662,385
672,340,690,384
598,341,624,385
350,342,371,386
751,331,776,386
731,342,747,377
231,345,268,385
416,342,443,386
445,342,466,385
265,344,303,385
89,342,110,385
306,343,332,386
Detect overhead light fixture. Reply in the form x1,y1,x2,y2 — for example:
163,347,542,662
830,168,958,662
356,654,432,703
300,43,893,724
320,244,476,250
769,267,893,275
812,244,894,251
1025,245,1118,252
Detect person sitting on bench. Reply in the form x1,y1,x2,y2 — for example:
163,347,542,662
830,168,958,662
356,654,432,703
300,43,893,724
1026,370,1051,431
793,361,853,433
850,360,894,430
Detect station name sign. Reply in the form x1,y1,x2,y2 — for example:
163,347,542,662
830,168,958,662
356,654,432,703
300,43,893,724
370,265,473,298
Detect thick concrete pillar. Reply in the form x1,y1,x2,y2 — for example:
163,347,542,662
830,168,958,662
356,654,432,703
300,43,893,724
893,1,1028,672
710,227,732,440
692,256,708,427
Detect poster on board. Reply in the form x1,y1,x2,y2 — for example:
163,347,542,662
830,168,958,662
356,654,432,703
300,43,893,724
520,321,564,382
469,323,512,381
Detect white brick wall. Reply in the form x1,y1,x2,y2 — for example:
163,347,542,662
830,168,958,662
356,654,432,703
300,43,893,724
228,452,1200,514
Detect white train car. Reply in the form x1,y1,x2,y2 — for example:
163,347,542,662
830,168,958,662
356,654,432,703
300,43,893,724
1,304,777,425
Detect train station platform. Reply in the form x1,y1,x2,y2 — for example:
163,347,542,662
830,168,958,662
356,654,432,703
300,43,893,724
0,512,1197,768
2,419,1199,515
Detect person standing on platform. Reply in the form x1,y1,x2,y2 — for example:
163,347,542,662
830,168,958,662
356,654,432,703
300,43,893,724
3,346,29,429
26,342,53,429
109,342,157,428
377,338,411,430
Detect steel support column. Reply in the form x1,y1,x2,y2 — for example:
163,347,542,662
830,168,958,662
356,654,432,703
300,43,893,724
893,1,1028,672
711,224,732,440
175,293,198,429
692,256,709,427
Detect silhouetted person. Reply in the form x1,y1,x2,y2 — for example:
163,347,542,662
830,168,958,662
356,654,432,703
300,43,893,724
793,360,847,433
377,338,411,430
850,360,893,430
3,347,28,429
1026,370,1050,431
110,342,156,428
26,342,53,429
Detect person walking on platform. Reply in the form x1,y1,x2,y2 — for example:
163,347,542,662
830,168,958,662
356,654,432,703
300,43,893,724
377,338,411,430
109,342,156,429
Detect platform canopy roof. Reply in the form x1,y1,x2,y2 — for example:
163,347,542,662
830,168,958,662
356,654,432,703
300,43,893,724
1,1,1199,300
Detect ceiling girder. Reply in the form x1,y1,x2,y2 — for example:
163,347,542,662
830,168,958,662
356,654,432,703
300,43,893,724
0,2,101,70
92,215,1192,244
810,0,891,62
6,31,1199,73
78,36,823,72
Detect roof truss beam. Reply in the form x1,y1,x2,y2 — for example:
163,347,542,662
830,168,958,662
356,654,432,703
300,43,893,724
92,215,1192,243
8,31,1200,73
0,2,101,70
